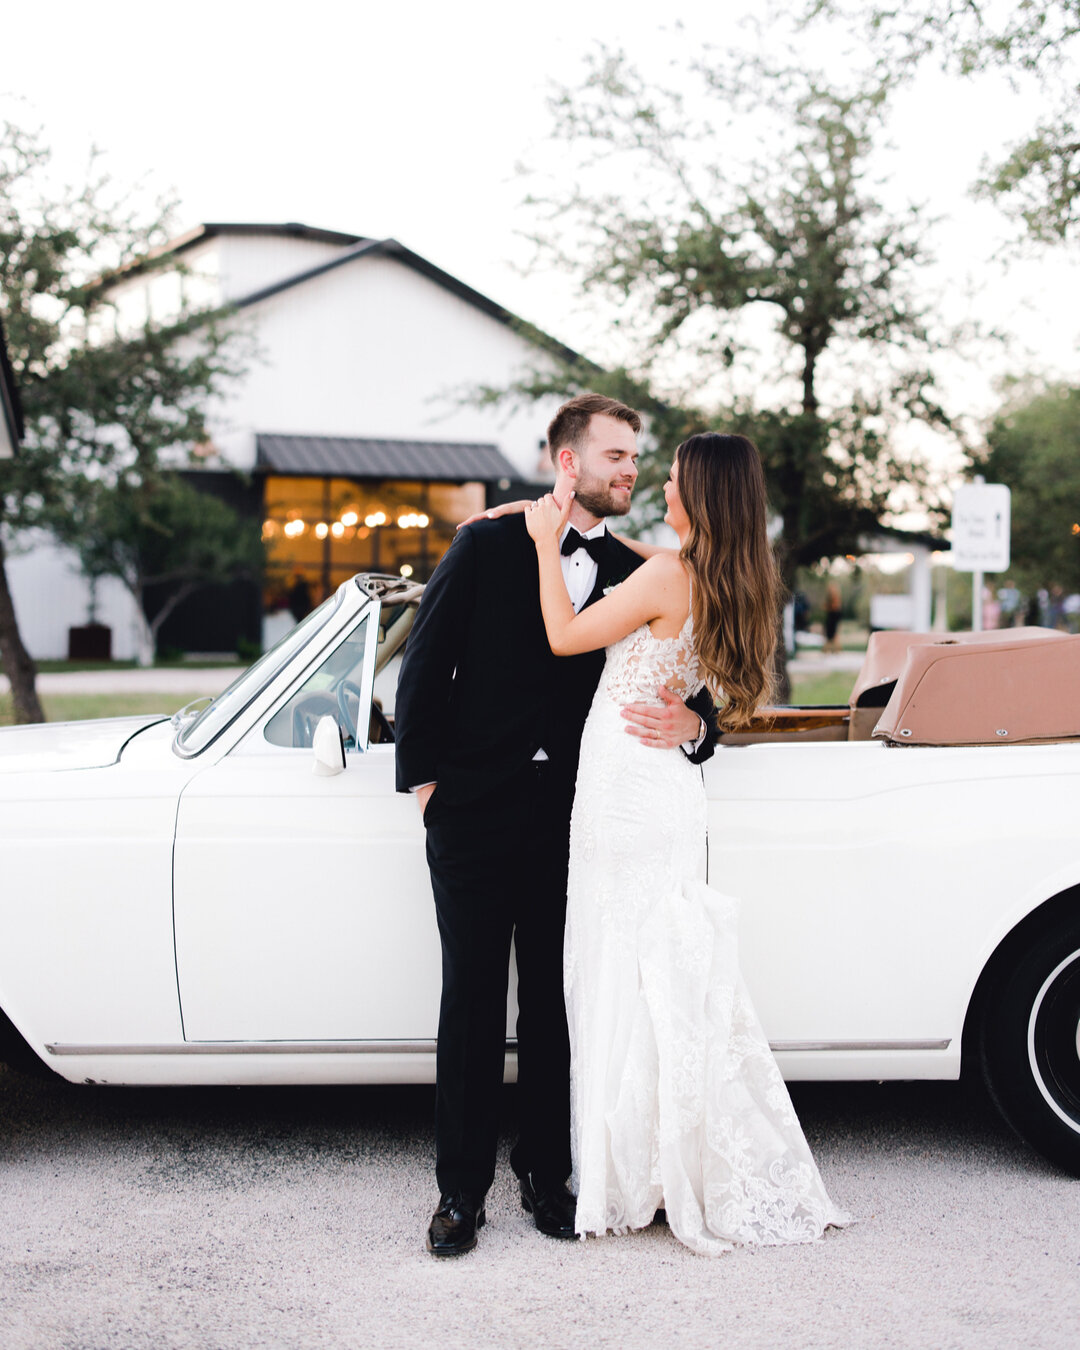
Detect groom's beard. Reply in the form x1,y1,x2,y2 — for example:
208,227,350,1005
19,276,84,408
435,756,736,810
573,471,634,520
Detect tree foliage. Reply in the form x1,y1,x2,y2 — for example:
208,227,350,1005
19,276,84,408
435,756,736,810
981,380,1080,590
806,0,1080,243
502,54,952,580
0,119,250,708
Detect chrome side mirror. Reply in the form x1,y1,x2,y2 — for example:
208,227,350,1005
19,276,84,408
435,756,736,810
312,715,346,776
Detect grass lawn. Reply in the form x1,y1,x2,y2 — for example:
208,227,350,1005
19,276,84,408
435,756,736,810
33,658,241,674
0,692,198,727
787,669,856,706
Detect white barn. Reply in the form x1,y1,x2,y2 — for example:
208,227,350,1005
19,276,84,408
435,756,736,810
9,223,569,659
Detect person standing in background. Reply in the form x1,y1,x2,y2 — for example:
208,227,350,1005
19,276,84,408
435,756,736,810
823,579,843,653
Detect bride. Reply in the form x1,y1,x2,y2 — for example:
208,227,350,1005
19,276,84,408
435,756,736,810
522,432,850,1256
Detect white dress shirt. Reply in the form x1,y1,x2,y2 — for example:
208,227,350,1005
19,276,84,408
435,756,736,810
560,519,606,613
532,521,608,761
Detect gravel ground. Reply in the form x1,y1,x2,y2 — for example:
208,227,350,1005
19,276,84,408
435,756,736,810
1,1066,1077,1350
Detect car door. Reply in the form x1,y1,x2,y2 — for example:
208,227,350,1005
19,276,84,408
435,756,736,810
704,736,1080,1067
172,600,443,1043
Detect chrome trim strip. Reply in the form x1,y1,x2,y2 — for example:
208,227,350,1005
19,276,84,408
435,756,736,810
770,1039,951,1052
46,1037,951,1058
46,1039,446,1057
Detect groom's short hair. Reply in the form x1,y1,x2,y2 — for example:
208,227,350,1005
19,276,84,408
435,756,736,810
546,393,642,464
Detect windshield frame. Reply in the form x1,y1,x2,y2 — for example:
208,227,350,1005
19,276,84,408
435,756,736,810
172,586,347,758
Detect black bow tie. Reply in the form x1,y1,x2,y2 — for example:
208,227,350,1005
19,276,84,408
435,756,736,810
561,528,606,563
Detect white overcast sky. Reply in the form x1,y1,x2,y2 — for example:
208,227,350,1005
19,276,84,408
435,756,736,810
3,0,1078,458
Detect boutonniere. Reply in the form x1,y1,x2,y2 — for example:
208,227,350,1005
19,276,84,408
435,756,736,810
603,573,630,596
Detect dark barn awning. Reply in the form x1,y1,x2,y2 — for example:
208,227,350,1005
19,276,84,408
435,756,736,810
255,433,518,482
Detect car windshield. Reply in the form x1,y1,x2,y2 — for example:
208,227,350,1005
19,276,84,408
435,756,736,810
174,589,344,756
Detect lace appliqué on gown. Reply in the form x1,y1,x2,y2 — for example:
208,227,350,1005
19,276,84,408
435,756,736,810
597,610,705,707
566,615,850,1257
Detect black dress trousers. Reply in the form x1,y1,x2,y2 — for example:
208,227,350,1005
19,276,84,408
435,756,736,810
423,761,576,1198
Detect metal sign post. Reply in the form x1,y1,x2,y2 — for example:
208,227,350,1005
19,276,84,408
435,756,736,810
950,476,1011,631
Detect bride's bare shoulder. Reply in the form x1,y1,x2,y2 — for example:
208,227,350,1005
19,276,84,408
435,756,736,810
640,551,690,588
634,554,691,628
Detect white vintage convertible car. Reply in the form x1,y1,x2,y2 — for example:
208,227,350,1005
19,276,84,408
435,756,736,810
2,574,1079,1176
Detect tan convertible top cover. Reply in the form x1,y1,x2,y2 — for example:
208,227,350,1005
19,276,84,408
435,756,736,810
866,628,1080,746
849,627,1059,707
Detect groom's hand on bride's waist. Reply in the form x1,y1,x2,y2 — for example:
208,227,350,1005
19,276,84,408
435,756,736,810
621,687,706,751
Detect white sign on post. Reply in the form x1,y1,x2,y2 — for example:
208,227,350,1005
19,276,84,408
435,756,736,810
951,483,1011,573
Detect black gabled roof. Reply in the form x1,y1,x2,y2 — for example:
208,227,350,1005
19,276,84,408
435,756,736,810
199,223,587,368
100,222,371,288
171,221,369,255
0,313,25,453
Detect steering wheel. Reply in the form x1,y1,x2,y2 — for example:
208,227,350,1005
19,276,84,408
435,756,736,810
336,678,364,746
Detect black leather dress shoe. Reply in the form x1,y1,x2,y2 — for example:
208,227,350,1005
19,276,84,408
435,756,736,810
426,1193,486,1256
519,1173,577,1239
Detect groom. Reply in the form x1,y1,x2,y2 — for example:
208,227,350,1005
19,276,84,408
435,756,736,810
394,393,718,1256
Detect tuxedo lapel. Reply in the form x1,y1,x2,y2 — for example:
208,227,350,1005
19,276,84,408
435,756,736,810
583,531,643,609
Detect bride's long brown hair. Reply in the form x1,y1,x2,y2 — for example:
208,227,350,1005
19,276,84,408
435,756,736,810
675,433,783,730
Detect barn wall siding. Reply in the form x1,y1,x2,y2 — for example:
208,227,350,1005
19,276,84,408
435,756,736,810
4,532,143,661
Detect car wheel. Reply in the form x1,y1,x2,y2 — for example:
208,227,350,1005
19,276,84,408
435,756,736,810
981,916,1080,1176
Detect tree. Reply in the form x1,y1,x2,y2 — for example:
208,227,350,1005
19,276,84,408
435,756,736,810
806,1,1080,243
981,380,1080,591
0,120,247,712
56,474,264,665
500,56,952,593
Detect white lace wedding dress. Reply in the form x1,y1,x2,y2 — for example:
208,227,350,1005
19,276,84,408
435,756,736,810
565,609,850,1256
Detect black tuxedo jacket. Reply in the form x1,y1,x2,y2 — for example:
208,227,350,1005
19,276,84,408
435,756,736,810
394,515,718,808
